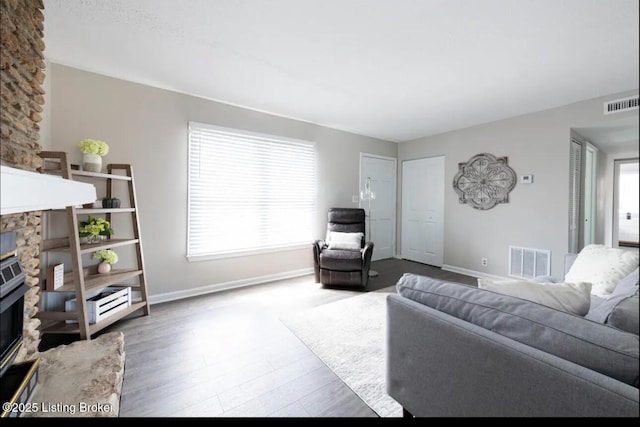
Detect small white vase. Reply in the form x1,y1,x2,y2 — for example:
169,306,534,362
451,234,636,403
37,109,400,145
82,153,102,172
98,262,111,274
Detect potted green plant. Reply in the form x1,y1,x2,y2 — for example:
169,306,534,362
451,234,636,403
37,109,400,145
78,216,114,244
78,138,109,172
102,197,121,209
93,249,118,274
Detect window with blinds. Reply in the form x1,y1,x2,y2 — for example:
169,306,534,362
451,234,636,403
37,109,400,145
187,122,316,260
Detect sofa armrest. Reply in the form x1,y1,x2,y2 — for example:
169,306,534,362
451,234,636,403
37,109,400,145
386,294,639,417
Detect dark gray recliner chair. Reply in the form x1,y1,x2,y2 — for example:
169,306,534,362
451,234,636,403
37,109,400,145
313,208,374,288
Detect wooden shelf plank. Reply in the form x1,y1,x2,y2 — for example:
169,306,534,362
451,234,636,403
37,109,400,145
42,238,139,254
78,239,139,254
42,237,70,251
36,311,77,321
39,302,146,336
40,322,80,335
50,208,136,214
77,208,135,214
70,170,132,181
45,269,143,293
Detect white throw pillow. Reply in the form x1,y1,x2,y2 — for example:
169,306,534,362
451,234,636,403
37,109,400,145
326,231,363,251
564,244,639,298
477,278,592,316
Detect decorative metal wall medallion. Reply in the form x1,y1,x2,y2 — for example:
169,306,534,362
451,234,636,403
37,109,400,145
453,153,516,210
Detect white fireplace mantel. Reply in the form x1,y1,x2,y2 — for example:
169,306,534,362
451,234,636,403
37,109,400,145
0,165,97,215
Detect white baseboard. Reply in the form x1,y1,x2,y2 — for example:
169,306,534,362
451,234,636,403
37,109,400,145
148,268,314,305
441,264,509,281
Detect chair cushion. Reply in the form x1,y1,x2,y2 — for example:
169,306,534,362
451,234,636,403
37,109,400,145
327,208,365,224
319,249,362,271
326,231,363,251
396,273,640,386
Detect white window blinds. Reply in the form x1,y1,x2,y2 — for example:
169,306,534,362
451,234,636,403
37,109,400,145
188,122,316,259
568,139,582,254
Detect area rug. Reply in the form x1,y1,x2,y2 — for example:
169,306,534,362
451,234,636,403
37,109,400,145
24,332,125,417
280,287,402,417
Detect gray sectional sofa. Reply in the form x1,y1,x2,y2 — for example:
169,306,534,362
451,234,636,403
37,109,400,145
386,255,639,417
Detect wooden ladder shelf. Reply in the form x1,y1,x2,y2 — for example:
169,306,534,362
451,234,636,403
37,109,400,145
37,151,150,340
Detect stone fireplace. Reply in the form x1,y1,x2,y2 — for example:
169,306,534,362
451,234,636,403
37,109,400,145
0,0,47,362
0,2,125,417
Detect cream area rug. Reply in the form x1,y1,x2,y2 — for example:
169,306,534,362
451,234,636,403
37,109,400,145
24,332,125,417
280,286,402,418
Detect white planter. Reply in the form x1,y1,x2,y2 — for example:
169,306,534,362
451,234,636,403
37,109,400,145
82,153,102,172
97,262,112,274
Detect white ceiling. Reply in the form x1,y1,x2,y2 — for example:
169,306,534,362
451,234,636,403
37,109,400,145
43,0,639,142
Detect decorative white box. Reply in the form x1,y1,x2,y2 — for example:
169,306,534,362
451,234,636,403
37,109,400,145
65,287,131,324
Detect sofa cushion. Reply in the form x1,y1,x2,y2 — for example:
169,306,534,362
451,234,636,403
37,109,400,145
586,268,639,326
477,278,592,316
564,244,639,297
608,295,640,335
319,249,362,271
396,273,640,386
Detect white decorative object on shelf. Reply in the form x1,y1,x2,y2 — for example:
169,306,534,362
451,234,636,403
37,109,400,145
46,263,64,291
78,138,109,173
97,262,111,274
65,287,131,324
82,153,102,172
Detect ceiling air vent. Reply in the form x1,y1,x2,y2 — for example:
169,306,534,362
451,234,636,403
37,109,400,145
604,95,639,115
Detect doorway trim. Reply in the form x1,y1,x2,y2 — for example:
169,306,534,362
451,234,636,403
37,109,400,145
359,152,397,260
612,157,639,248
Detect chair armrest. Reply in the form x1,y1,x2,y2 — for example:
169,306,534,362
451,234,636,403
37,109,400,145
362,242,374,263
313,240,325,283
361,242,374,287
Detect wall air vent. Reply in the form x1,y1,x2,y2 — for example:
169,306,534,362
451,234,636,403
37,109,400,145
604,95,639,115
509,246,550,279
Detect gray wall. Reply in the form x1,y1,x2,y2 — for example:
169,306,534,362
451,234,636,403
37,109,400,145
49,64,397,301
397,89,639,279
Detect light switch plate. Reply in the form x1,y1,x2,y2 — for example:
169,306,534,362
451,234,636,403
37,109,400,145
352,195,359,203
520,174,533,184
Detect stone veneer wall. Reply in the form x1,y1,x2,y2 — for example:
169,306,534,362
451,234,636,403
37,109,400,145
0,0,46,361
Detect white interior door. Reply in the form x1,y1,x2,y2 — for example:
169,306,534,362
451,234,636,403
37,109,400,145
401,156,444,266
360,154,396,261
